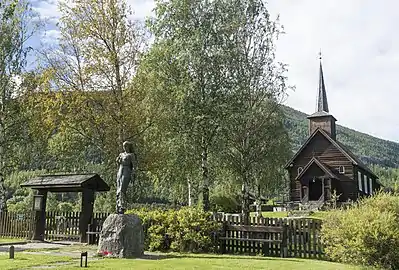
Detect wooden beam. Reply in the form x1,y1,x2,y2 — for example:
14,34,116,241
32,190,47,241
79,189,95,243
225,224,285,233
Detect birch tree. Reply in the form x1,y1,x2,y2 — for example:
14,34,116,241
39,0,150,171
149,0,242,210
220,0,291,218
0,0,36,176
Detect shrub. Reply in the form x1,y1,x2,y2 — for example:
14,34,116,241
126,206,221,253
210,193,240,213
321,192,399,269
58,202,74,212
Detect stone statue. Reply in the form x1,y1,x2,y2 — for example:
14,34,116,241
116,141,136,214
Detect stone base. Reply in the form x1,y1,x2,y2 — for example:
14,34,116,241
97,214,144,258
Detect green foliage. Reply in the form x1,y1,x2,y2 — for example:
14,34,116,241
370,164,399,189
0,0,39,177
57,202,74,212
321,192,399,269
5,170,45,212
126,207,221,253
210,193,240,213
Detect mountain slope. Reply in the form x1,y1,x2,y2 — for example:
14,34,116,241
283,105,399,168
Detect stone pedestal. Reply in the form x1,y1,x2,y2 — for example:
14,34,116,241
97,214,144,258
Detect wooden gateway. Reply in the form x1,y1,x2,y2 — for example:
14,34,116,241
21,173,110,242
285,59,382,204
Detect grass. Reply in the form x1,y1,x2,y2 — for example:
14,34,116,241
56,253,367,270
0,247,372,270
0,253,74,270
0,238,26,244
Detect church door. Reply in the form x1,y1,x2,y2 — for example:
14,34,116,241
309,177,323,201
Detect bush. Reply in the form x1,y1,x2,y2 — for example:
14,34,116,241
210,193,240,213
321,192,399,269
126,206,221,253
128,202,181,211
58,202,74,212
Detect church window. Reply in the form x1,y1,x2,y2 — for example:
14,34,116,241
364,175,368,194
297,167,303,175
358,171,362,192
369,178,373,195
338,166,345,174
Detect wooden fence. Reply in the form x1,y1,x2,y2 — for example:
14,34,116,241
0,211,109,242
213,214,324,259
0,212,34,239
0,211,324,259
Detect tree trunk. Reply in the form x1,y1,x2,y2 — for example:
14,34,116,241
241,181,250,225
187,178,192,206
201,136,210,211
256,183,262,217
0,87,5,180
115,61,124,146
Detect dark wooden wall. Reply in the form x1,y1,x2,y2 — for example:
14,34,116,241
289,132,356,202
309,117,336,140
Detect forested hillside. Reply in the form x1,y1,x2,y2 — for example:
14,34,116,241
283,105,399,186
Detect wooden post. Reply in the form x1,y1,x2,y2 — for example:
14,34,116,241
304,186,309,203
9,245,14,259
80,189,95,243
325,178,331,201
281,225,288,258
220,222,227,254
80,251,88,267
32,190,47,241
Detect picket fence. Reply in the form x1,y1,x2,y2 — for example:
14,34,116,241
0,212,34,239
213,214,324,258
0,211,110,242
0,211,324,259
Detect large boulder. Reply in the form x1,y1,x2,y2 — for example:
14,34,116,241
97,214,144,258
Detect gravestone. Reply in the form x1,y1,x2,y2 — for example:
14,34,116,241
97,214,144,258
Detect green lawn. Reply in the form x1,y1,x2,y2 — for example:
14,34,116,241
0,238,26,244
0,253,371,270
0,253,73,270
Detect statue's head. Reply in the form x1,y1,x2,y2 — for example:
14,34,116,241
123,141,133,153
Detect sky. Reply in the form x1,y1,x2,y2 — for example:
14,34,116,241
29,0,399,143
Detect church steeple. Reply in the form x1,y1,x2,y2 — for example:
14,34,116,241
317,56,329,113
307,53,337,139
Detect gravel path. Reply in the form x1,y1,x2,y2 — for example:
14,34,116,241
0,242,69,252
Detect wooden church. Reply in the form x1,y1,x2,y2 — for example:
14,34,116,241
285,58,382,203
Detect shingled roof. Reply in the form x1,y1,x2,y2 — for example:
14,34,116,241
21,173,110,192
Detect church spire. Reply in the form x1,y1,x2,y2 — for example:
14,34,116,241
317,52,329,113
307,52,337,140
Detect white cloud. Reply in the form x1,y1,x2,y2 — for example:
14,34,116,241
127,0,155,20
32,0,61,24
32,0,154,23
267,0,399,142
